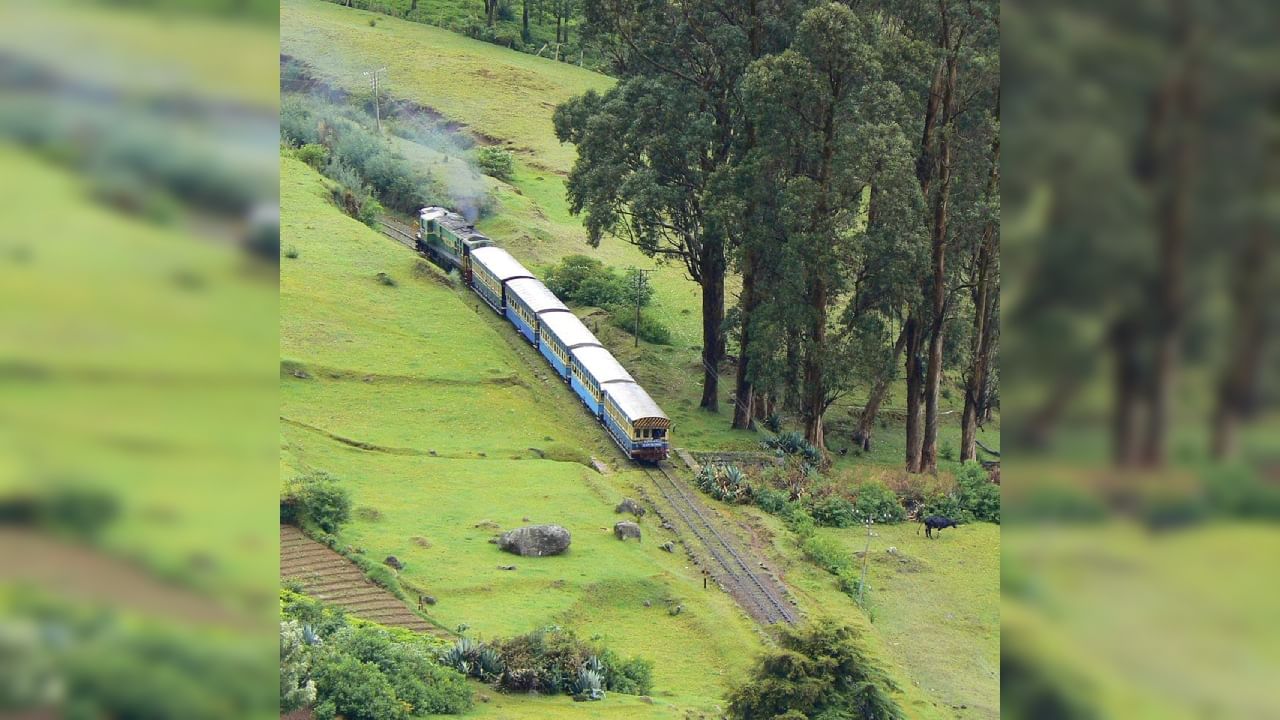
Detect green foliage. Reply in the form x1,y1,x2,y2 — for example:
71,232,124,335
283,593,471,718
476,146,515,181
921,492,971,523
762,431,821,464
282,471,352,534
611,308,673,345
956,461,1001,523
493,626,649,698
695,464,751,503
543,255,652,309
811,496,858,528
853,481,906,524
281,94,448,217
726,619,904,720
801,535,853,575
284,245,300,259
295,142,330,169
281,620,318,712
753,485,790,515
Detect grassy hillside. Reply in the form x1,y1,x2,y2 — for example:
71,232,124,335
281,156,770,717
0,143,278,616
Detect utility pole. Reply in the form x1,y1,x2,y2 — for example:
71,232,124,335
631,268,651,348
363,67,387,132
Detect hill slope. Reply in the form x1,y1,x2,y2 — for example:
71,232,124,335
281,156,771,717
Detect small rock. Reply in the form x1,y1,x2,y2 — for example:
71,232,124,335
384,555,403,570
487,537,498,544
668,604,684,616
479,694,490,703
615,498,646,517
522,516,531,522
613,521,642,542
643,600,652,607
474,520,500,530
661,521,675,531
411,536,431,548
497,564,517,571
421,595,437,606
659,542,675,553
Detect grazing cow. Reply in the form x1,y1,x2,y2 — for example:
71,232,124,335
919,515,960,539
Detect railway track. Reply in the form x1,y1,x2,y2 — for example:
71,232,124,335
379,218,418,251
641,461,797,626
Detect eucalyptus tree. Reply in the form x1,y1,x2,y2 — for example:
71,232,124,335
739,3,923,452
555,0,800,414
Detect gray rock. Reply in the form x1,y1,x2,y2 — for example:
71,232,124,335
383,555,403,570
498,524,572,557
497,564,517,571
614,498,646,517
614,521,642,542
659,541,675,553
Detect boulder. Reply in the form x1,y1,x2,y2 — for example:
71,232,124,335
383,555,403,570
659,541,675,553
614,498,646,517
499,524,571,557
614,521,642,542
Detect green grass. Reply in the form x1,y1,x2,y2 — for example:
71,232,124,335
281,156,766,717
0,143,278,618
1004,520,1280,719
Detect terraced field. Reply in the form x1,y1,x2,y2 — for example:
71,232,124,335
280,524,445,635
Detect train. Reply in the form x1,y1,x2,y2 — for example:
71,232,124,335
416,206,671,462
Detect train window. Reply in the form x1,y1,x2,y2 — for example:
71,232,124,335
653,429,666,439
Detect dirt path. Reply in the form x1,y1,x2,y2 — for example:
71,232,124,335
280,525,447,636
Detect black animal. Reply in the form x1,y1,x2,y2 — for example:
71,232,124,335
919,515,960,539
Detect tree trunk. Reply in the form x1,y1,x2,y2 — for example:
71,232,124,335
854,325,908,452
732,249,759,430
904,314,925,472
522,0,528,35
1211,227,1270,460
960,102,1000,463
1110,316,1143,466
699,244,725,413
802,278,828,449
921,51,958,474
1141,2,1198,467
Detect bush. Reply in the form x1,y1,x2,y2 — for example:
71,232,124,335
282,472,352,534
493,627,648,698
284,245,299,259
611,309,673,345
726,620,904,720
801,535,852,575
811,496,858,528
921,492,972,523
853,481,906,524
940,440,956,461
784,505,818,539
295,143,329,168
311,652,404,720
544,255,652,309
955,461,1000,523
476,146,515,181
753,486,789,515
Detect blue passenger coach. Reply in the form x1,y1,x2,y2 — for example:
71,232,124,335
536,310,602,380
568,345,633,417
469,246,533,313
505,277,569,344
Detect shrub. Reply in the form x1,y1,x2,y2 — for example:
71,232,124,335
295,143,329,168
281,621,318,713
763,412,783,433
753,486,789,515
801,535,852,575
611,309,673,345
811,496,858,528
476,146,515,181
784,505,818,539
375,271,397,287
600,651,653,695
282,472,352,534
726,620,904,720
762,431,821,464
311,652,404,720
956,461,1000,523
284,245,299,259
544,255,652,309
853,481,906,524
940,440,956,461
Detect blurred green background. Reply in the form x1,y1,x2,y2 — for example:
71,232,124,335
0,1,280,717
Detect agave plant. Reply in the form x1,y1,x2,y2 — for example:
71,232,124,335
572,667,605,700
476,646,504,681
